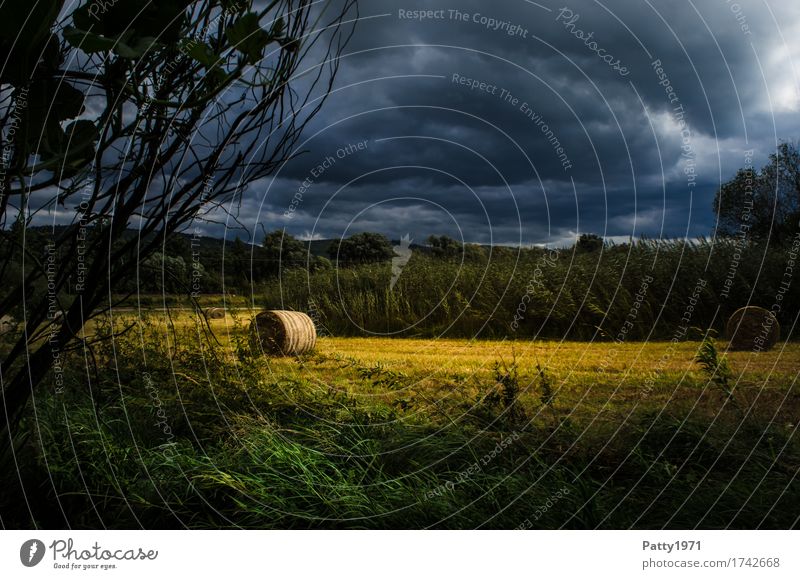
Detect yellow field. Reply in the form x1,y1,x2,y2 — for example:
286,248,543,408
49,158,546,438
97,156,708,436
314,335,800,380
126,310,799,375
101,310,800,427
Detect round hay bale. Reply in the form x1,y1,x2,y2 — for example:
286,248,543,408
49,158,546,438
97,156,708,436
250,310,316,356
726,306,780,351
205,307,225,319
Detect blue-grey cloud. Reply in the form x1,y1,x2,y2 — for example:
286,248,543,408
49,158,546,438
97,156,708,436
35,0,800,246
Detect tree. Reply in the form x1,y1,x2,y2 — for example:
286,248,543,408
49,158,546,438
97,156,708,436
261,229,330,275
228,237,251,289
0,0,356,444
714,142,800,244
140,252,191,293
576,233,603,253
428,235,462,258
328,232,394,265
262,229,308,275
164,235,193,265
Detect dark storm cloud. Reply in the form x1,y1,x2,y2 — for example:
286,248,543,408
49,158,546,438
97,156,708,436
233,0,800,245
35,0,799,246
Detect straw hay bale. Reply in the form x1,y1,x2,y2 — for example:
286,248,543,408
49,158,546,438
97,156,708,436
205,307,225,319
250,310,316,356
726,306,780,351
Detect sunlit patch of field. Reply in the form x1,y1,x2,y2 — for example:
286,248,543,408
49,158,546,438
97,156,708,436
101,309,800,429
313,335,800,379
108,308,800,376
299,337,798,423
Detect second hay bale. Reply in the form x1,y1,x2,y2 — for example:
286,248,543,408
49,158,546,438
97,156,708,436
250,310,316,356
205,307,225,319
725,306,780,351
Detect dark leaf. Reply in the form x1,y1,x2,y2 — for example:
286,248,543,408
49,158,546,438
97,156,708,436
226,12,271,63
63,27,118,53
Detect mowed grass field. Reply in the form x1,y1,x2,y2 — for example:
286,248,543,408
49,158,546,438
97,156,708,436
6,309,797,529
138,310,800,427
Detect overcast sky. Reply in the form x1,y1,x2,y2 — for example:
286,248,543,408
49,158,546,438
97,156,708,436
215,0,794,247
35,0,799,246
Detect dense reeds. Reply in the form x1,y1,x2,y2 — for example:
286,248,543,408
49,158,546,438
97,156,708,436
261,238,799,341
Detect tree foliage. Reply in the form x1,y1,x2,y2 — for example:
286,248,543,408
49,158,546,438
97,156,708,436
263,229,308,271
0,0,356,441
576,233,603,253
713,142,800,244
329,232,394,264
427,235,461,258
